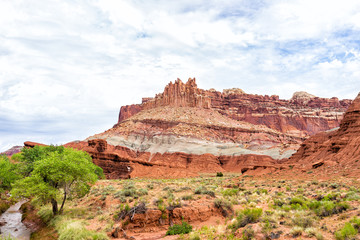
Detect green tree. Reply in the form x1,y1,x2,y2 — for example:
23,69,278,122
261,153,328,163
0,154,19,191
15,145,65,176
11,147,103,215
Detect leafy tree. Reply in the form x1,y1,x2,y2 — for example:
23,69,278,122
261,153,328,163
11,147,103,215
15,145,65,176
0,154,19,191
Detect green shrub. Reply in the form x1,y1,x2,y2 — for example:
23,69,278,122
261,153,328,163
289,196,307,207
255,188,268,195
0,155,20,191
194,186,215,197
305,228,323,240
138,188,148,196
272,198,285,207
229,208,262,230
310,201,349,217
290,226,303,237
216,172,224,177
166,221,192,235
222,188,239,197
181,195,193,200
335,222,357,240
291,212,313,228
350,217,360,230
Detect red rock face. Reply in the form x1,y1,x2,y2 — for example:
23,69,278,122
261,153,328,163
24,141,47,148
81,78,354,178
118,78,351,138
118,104,142,123
288,93,360,175
65,139,282,179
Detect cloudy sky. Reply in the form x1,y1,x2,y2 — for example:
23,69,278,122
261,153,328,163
1,0,360,151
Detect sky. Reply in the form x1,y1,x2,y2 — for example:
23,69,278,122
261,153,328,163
1,0,360,151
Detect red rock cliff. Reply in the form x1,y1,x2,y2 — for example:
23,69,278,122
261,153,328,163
118,78,351,137
288,92,360,176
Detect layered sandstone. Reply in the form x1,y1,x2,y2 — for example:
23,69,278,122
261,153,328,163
288,92,360,176
118,78,351,138
65,139,285,179
77,78,352,178
22,78,356,178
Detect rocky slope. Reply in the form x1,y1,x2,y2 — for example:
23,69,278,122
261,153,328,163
64,78,351,178
287,92,360,177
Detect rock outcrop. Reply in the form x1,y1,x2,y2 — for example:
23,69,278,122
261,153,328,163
288,92,360,176
118,78,351,138
65,139,283,179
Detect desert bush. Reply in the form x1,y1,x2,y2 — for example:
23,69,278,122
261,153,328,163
194,186,215,197
214,198,233,217
216,172,224,177
305,228,324,240
345,191,360,201
309,200,349,217
335,222,357,240
166,221,192,235
289,196,308,210
181,195,193,200
350,217,360,230
167,198,182,210
272,198,285,207
290,226,303,237
255,188,268,195
229,208,262,230
138,188,148,196
291,211,313,228
222,188,239,197
188,232,201,240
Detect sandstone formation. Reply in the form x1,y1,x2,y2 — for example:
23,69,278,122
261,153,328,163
72,78,351,178
118,78,351,138
24,78,353,179
288,92,360,176
65,139,285,179
24,141,47,148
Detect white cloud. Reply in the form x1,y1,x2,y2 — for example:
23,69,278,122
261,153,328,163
1,0,360,151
